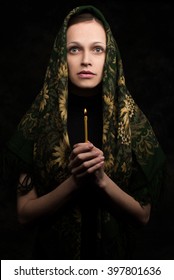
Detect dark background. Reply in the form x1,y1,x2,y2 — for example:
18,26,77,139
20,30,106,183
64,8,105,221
0,1,174,259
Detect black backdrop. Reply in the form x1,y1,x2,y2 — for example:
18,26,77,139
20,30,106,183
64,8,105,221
0,1,174,259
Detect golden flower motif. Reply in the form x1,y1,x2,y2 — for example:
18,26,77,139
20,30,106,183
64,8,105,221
63,132,70,147
118,121,131,145
103,95,114,117
57,63,68,79
51,133,69,168
45,67,51,79
103,120,110,143
139,137,154,156
124,95,135,118
39,84,49,112
104,152,114,172
118,94,135,145
108,64,115,76
59,90,67,121
118,75,125,86
20,113,36,127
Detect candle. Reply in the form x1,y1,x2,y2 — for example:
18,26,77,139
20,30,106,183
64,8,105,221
84,108,88,142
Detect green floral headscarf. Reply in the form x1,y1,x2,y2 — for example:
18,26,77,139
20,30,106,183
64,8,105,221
6,5,165,259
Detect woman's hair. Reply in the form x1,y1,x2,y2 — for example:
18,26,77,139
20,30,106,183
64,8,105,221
67,12,104,28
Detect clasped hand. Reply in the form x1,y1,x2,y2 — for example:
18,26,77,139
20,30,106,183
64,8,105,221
68,142,105,185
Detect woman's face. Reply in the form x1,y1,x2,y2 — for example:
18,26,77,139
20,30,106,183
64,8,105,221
66,19,106,89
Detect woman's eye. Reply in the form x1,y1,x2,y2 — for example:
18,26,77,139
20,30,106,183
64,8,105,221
68,47,79,54
94,47,105,53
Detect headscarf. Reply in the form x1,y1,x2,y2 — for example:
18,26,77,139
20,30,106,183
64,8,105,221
5,5,165,259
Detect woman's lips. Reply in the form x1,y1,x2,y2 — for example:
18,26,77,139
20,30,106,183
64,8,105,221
77,71,96,78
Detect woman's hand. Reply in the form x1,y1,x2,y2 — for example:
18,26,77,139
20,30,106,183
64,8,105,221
68,142,105,184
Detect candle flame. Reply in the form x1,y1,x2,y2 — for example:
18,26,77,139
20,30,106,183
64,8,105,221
84,108,87,115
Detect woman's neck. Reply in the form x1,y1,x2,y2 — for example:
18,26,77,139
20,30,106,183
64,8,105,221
68,81,102,97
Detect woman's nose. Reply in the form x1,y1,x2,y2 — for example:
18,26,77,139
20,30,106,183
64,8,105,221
81,51,92,66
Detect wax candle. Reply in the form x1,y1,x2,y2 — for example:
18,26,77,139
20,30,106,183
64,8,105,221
84,108,88,142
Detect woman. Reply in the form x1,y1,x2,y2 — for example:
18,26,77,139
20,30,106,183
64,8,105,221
2,5,165,259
